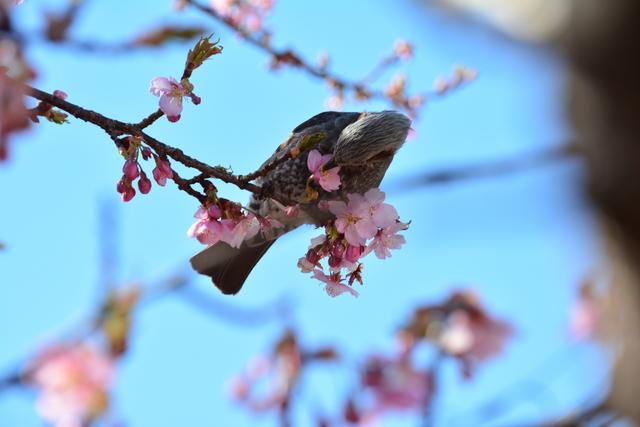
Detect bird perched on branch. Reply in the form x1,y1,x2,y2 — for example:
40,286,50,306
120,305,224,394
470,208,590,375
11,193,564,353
190,110,411,294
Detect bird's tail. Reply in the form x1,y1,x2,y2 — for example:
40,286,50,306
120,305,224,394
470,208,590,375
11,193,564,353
190,238,277,295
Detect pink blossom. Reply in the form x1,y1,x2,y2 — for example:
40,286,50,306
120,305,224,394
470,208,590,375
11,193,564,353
220,216,260,248
210,0,273,33
355,188,399,233
152,158,173,186
307,149,341,192
345,244,363,263
0,73,30,161
137,172,152,194
365,222,408,259
53,90,67,99
229,331,302,413
122,159,139,180
439,304,512,363
329,190,397,246
116,177,136,202
569,281,600,341
297,256,316,273
29,344,115,427
149,77,189,122
187,205,225,246
328,198,366,246
362,354,431,413
393,39,413,60
312,270,359,298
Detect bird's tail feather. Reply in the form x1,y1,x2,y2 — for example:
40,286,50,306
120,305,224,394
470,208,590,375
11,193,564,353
190,239,277,295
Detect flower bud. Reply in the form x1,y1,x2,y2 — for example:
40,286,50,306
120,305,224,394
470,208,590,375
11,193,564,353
138,172,152,194
123,159,140,180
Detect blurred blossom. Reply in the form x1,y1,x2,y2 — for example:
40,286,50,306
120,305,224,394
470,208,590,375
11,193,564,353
210,0,274,33
228,330,302,412
360,354,432,415
0,73,30,161
434,0,573,41
393,39,413,60
401,289,513,377
28,344,115,427
569,279,601,341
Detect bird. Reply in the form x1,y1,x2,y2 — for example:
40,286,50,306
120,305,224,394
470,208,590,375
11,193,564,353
190,110,411,295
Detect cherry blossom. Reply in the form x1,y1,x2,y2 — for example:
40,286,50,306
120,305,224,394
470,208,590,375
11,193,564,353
149,77,199,122
307,149,341,192
393,39,414,60
569,280,600,341
187,206,226,245
361,354,432,413
365,221,408,259
210,0,274,33
29,344,115,427
0,73,30,160
152,157,173,186
312,269,359,298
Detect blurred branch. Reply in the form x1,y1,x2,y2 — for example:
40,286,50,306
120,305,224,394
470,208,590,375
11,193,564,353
184,0,451,116
176,285,292,326
394,142,580,192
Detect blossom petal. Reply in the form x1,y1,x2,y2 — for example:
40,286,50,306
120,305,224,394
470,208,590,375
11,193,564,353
159,94,183,117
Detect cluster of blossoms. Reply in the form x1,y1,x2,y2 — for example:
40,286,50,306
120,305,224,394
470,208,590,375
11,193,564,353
400,290,513,378
116,137,173,202
188,198,283,248
299,187,408,298
149,77,201,122
231,290,511,426
433,65,478,95
28,344,115,427
210,0,274,33
228,330,336,414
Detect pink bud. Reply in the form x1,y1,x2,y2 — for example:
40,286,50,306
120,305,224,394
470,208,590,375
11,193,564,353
116,177,127,194
345,245,363,263
305,248,320,264
138,172,152,194
158,159,173,177
167,115,181,123
53,90,68,100
190,94,201,105
121,187,136,202
331,241,346,258
123,159,140,180
208,205,222,219
152,167,166,186
141,147,152,160
328,255,341,268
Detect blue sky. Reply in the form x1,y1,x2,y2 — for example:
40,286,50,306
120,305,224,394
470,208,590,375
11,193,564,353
0,1,605,426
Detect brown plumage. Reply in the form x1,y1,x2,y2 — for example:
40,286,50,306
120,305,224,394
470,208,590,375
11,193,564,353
190,111,411,294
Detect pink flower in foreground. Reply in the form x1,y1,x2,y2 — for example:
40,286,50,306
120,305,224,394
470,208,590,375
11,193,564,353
353,188,399,238
149,77,192,122
187,206,225,246
307,149,341,192
152,157,173,186
329,189,398,246
30,344,115,427
312,270,359,298
366,221,408,259
221,215,260,248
